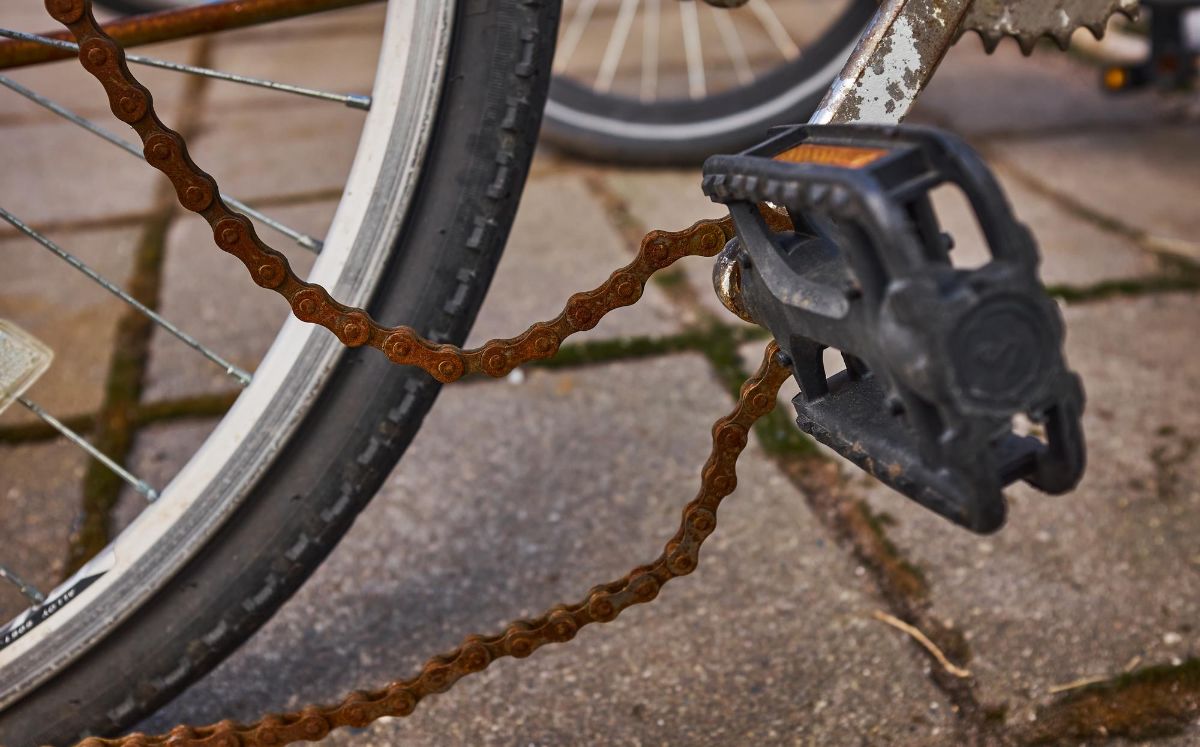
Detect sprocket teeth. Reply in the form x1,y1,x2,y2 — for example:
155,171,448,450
977,30,1004,54
962,0,1140,57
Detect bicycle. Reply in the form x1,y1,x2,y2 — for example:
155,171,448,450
0,0,1143,744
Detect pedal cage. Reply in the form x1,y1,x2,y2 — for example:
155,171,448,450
703,124,1086,533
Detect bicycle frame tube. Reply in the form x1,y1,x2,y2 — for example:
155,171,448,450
0,0,380,70
811,0,972,125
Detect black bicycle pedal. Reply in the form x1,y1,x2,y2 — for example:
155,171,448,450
701,124,1086,533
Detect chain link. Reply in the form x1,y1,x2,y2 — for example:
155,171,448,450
45,0,794,743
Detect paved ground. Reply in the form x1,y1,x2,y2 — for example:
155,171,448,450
2,4,1200,746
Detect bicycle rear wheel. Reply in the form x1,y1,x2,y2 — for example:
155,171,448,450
543,0,877,164
0,1,557,743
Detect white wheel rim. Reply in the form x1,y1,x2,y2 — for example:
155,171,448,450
0,0,456,708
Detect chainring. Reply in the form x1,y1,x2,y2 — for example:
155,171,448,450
961,0,1140,53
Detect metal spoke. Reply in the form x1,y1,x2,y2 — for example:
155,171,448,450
0,29,370,110
555,0,601,75
0,73,323,254
679,0,707,99
19,396,159,502
595,0,641,94
747,0,801,61
709,4,754,86
640,0,661,102
0,206,252,388
0,564,44,606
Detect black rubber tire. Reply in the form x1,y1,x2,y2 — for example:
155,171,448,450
541,0,878,165
0,1,559,744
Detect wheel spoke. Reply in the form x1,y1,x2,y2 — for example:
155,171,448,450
0,29,371,110
0,73,323,254
747,0,801,61
640,0,661,102
0,564,44,606
679,0,707,99
709,4,754,86
554,0,601,75
594,0,641,94
0,206,252,388
18,396,159,502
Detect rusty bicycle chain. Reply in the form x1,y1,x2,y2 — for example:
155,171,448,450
75,344,790,747
42,0,792,385
45,0,793,743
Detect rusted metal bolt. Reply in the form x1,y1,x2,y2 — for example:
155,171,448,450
85,46,107,67
712,239,755,324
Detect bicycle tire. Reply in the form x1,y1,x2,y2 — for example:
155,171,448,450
541,0,877,164
0,1,558,743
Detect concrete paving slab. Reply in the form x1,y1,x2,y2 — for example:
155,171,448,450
143,201,322,402
468,175,681,347
111,419,219,538
0,225,137,427
187,104,362,203
989,125,1200,256
932,169,1156,287
0,441,87,623
142,355,959,745
856,293,1200,726
207,26,381,112
204,4,386,45
0,117,169,227
911,38,1173,138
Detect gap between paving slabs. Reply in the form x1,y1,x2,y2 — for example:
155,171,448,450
576,132,1200,743
912,53,1200,741
578,167,1011,744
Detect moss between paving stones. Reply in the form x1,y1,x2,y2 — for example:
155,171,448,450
1024,658,1200,744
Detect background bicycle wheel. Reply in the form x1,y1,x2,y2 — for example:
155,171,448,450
543,0,878,163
